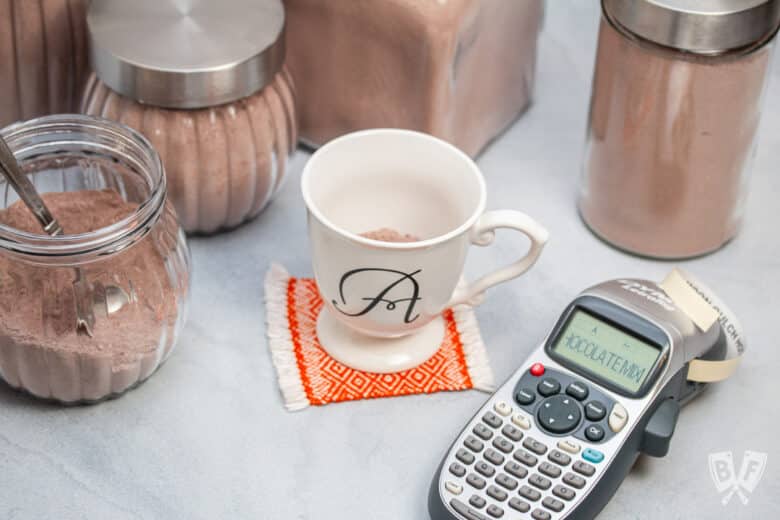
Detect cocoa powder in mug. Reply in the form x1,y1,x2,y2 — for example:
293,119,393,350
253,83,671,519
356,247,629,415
0,190,177,401
360,228,419,243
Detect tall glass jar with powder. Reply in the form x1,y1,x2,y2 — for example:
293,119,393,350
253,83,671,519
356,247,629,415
580,0,780,258
81,0,297,234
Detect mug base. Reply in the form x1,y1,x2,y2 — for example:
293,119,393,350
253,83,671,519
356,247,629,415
316,309,445,373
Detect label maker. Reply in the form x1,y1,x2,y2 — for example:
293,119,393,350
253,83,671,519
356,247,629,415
429,277,733,520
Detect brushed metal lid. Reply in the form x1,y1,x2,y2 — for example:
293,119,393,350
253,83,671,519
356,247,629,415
603,0,780,54
88,0,285,109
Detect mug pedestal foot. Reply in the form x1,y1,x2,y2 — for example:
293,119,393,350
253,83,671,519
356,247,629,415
316,309,445,373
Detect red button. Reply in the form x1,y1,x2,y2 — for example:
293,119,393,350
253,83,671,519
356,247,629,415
530,363,545,377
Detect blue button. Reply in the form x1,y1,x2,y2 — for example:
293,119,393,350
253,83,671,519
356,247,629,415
583,448,604,464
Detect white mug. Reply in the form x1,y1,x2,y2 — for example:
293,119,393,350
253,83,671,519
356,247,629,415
302,129,549,341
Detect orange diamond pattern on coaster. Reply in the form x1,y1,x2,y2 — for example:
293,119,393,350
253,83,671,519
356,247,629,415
286,276,476,405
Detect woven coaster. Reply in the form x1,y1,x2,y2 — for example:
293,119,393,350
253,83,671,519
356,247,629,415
264,264,495,411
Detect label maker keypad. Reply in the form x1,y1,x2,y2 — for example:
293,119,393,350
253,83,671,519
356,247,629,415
442,363,630,519
512,366,628,445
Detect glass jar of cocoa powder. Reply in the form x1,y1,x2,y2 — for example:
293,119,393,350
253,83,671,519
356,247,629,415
0,0,89,128
0,115,191,403
284,0,543,157
580,0,780,258
81,0,297,234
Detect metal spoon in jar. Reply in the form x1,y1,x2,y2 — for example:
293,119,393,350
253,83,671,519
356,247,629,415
0,133,129,336
0,133,64,236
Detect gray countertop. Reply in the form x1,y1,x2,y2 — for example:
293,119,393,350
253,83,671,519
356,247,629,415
1,3,779,519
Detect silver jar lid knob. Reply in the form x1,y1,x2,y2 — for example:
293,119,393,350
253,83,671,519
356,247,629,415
603,0,780,54
88,0,285,109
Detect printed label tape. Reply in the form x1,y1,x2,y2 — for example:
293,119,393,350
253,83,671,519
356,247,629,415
660,269,745,383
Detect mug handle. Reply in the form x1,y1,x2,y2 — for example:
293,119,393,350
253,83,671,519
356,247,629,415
446,210,549,307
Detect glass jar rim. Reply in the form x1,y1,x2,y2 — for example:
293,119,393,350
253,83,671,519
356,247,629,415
0,114,167,260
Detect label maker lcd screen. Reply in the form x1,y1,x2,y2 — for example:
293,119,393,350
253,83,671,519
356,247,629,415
552,310,661,393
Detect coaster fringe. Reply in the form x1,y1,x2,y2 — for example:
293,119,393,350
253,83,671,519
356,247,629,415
453,304,495,392
264,263,310,411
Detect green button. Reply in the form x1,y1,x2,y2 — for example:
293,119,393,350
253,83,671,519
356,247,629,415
582,448,604,464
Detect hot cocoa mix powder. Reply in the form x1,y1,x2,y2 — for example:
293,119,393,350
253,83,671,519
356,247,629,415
0,189,136,234
0,189,179,401
360,228,419,243
581,19,772,258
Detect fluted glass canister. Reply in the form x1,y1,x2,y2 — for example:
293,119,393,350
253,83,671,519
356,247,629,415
0,115,191,403
81,69,297,233
580,0,779,258
81,0,297,234
0,0,89,127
